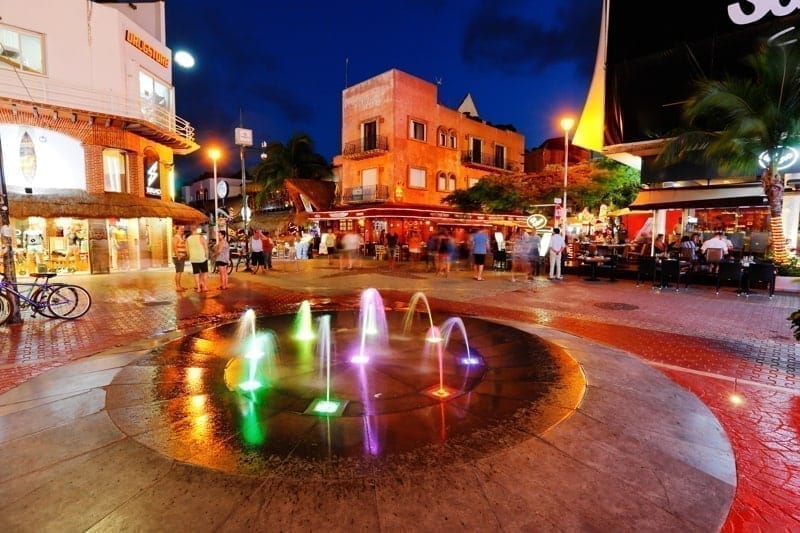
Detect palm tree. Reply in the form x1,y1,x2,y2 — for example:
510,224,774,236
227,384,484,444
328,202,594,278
660,41,800,264
251,133,332,207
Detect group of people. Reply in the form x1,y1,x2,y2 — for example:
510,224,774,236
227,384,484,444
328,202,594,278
172,226,280,293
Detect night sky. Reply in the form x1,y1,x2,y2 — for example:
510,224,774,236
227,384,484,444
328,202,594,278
165,0,602,183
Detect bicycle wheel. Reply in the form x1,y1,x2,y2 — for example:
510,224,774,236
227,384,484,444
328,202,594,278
47,285,92,319
0,292,13,325
30,284,66,318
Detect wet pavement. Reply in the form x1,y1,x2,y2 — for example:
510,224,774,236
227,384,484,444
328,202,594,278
0,257,798,531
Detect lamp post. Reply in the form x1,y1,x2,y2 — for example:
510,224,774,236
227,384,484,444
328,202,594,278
560,116,575,237
209,148,221,239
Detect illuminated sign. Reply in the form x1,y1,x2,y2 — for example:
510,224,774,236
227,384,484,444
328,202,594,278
0,124,85,193
526,214,548,229
125,30,169,68
145,160,161,197
728,0,800,25
758,146,798,170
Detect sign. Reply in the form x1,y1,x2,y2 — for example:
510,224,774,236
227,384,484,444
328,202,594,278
235,128,253,147
145,159,161,198
554,198,562,204
124,30,169,68
526,214,547,229
216,180,228,199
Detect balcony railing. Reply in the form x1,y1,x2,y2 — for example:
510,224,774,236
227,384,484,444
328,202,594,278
342,135,389,159
342,184,390,203
0,70,196,145
461,150,519,172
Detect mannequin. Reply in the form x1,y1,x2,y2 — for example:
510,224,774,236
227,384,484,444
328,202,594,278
66,224,83,263
23,222,44,265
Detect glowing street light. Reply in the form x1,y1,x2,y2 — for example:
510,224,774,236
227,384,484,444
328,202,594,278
209,148,221,239
560,116,575,237
173,50,195,69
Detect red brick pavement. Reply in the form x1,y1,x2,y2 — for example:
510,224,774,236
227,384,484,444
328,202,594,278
1,267,798,531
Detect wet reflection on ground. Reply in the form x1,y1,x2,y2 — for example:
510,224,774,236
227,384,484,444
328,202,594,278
106,312,585,477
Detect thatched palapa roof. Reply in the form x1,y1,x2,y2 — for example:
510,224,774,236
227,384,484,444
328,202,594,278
8,190,208,224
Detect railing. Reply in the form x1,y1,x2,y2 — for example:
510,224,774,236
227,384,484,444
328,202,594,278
0,70,195,142
461,150,518,172
342,135,389,158
342,184,390,203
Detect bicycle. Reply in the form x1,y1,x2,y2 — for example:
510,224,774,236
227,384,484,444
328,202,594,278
0,272,92,325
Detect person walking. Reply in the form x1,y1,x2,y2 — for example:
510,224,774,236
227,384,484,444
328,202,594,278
324,228,337,265
172,228,188,291
185,227,209,292
528,228,543,278
262,231,275,270
548,227,565,280
470,228,489,281
250,229,265,274
214,232,231,290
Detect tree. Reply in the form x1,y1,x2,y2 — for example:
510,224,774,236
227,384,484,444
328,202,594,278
442,178,524,213
250,133,332,207
659,41,800,263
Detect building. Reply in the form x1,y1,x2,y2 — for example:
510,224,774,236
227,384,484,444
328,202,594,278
0,0,204,276
574,0,800,256
306,69,528,248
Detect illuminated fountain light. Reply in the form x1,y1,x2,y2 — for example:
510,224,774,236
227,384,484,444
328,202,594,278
439,317,481,366
403,291,437,340
352,288,389,364
305,314,349,416
293,300,316,341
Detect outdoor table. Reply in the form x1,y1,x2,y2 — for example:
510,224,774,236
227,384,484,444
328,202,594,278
582,256,608,281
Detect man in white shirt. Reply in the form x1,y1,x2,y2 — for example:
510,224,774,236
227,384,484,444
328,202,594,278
701,232,729,255
548,228,566,280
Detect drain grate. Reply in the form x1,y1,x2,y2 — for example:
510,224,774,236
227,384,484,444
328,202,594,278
595,302,638,311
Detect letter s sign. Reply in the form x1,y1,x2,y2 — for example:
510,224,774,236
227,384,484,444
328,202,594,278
728,0,800,25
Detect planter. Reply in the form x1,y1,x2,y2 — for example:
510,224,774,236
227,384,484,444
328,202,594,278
775,275,800,293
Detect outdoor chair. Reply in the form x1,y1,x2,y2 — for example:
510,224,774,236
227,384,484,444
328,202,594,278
657,258,690,291
374,245,387,261
636,256,657,287
596,254,618,281
704,248,725,273
716,261,743,295
742,262,776,298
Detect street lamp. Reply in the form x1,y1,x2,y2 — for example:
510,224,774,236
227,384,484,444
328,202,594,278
208,148,221,239
560,116,575,237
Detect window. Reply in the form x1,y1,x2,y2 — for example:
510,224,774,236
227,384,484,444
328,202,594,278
494,144,506,169
361,167,378,187
0,25,45,74
467,177,480,188
438,127,447,147
448,130,457,149
471,137,483,163
409,167,426,188
362,120,377,151
437,171,447,191
437,172,457,192
409,119,426,141
103,149,128,193
138,71,172,129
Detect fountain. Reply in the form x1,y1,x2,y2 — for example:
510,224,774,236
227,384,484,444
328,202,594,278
107,286,584,473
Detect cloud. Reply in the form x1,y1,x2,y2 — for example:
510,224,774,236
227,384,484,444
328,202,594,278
462,0,602,77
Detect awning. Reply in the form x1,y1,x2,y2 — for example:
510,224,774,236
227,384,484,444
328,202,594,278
629,184,767,210
308,205,531,226
8,191,208,224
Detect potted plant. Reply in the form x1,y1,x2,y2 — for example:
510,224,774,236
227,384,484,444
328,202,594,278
775,255,800,293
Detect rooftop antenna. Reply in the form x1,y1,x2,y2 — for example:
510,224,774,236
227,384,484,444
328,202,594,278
345,57,349,88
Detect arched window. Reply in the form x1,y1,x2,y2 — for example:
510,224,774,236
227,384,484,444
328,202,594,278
437,127,447,147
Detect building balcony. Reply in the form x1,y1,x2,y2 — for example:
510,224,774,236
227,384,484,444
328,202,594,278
341,135,389,160
461,150,520,173
342,184,390,204
0,69,198,153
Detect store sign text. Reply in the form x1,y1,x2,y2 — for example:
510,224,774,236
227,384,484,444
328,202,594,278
728,0,800,25
125,30,169,68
